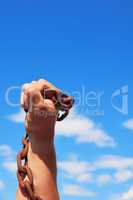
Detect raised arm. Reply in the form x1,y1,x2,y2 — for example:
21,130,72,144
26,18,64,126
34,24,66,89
16,79,74,200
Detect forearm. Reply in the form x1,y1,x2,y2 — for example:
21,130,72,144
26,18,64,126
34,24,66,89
28,143,59,200
16,141,60,200
29,140,57,182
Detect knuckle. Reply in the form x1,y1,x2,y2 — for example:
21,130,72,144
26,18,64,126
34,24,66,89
25,88,37,96
22,83,30,91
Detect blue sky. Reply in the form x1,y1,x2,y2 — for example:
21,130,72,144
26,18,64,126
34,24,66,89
0,0,133,200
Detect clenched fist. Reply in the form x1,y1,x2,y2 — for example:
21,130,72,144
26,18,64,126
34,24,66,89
20,79,59,138
20,79,73,139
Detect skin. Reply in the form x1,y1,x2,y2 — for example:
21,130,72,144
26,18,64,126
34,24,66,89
16,79,61,200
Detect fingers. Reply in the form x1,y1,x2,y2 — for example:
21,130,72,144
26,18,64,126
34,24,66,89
25,89,44,112
21,79,59,112
38,79,60,94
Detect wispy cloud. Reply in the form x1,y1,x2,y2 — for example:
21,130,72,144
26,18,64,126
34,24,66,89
0,145,16,160
0,144,17,173
58,157,92,184
2,161,17,172
97,174,112,185
7,108,116,148
56,109,116,147
114,170,133,183
0,180,5,190
58,154,133,186
123,119,133,130
63,184,96,197
110,186,133,200
7,109,25,123
91,155,133,171
120,186,133,200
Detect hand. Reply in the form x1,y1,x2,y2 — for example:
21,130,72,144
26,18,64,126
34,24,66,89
21,79,60,137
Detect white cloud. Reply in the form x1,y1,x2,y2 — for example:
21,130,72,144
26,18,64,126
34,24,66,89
56,109,116,147
0,144,17,173
2,161,17,172
97,174,112,185
120,186,133,200
8,108,116,147
123,119,133,130
111,186,133,200
58,154,133,185
77,173,92,183
0,145,15,160
0,180,5,190
7,109,25,123
90,155,133,171
58,156,93,184
58,159,89,176
63,184,96,197
114,170,133,183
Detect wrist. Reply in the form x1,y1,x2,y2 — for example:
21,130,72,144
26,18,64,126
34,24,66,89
28,139,55,156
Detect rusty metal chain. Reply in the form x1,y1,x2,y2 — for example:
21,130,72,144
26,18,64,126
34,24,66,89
17,89,74,200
